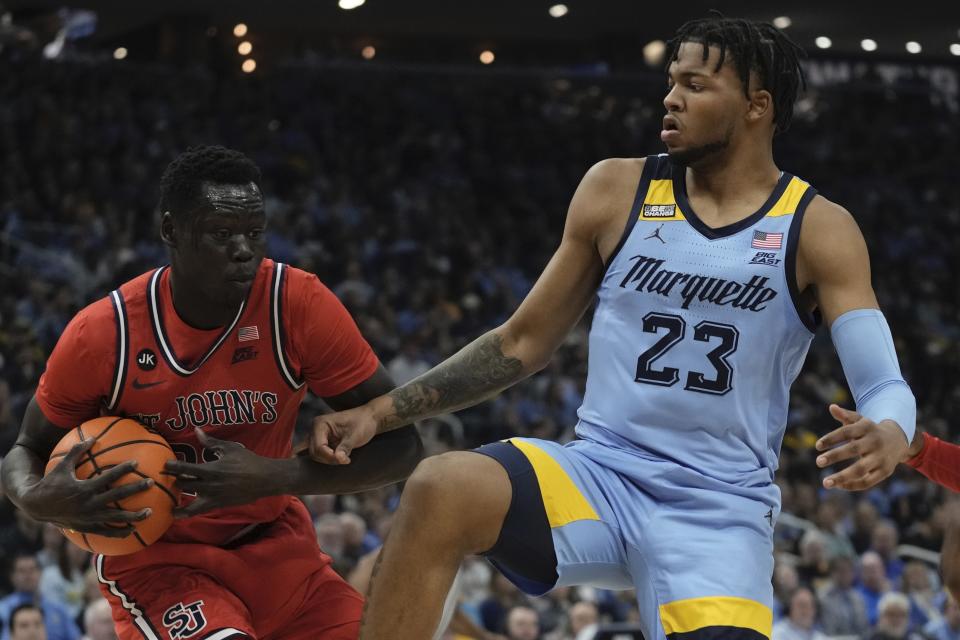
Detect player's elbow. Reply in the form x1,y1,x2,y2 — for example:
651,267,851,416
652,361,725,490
497,323,553,376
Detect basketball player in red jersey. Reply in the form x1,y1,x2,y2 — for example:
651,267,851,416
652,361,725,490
1,146,423,640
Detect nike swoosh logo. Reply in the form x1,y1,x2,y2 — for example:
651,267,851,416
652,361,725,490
132,378,164,390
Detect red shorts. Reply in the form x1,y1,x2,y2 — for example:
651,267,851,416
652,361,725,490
95,500,363,640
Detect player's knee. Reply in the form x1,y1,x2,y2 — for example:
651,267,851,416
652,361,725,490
401,453,468,512
399,452,510,550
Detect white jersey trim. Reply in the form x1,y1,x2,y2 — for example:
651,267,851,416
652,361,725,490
107,290,127,411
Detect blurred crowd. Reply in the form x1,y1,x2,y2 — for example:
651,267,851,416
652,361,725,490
0,51,958,640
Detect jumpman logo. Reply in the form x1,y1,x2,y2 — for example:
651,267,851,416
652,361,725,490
645,224,666,243
764,509,774,527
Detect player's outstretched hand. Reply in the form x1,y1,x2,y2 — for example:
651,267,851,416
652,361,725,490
164,429,283,518
308,405,378,465
814,404,909,491
25,439,153,537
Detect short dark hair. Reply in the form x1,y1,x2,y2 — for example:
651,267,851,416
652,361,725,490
9,603,42,633
666,15,806,133
158,145,262,219
9,553,39,575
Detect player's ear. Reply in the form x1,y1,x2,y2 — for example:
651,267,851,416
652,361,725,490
746,88,773,126
160,211,177,248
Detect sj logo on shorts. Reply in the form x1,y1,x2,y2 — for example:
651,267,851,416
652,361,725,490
162,600,207,640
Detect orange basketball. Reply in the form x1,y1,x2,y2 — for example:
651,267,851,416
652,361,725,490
44,416,180,555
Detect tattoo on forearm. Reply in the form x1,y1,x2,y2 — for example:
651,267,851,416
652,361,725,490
382,332,524,429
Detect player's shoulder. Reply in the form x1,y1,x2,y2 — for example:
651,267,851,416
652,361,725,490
277,261,339,316
574,157,649,216
73,294,117,326
800,194,863,242
582,156,648,189
281,262,329,294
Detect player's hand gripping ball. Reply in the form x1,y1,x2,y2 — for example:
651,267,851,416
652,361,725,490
44,417,180,555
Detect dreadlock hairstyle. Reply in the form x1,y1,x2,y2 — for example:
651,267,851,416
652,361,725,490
665,14,807,133
158,145,262,220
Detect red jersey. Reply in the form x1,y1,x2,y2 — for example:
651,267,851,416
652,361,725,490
37,258,379,545
907,432,960,493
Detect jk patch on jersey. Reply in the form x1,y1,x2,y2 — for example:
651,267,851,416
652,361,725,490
642,204,676,218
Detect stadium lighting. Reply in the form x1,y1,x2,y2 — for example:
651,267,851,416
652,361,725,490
242,58,257,73
238,41,253,55
643,40,667,67
113,47,128,60
951,43,960,56
815,36,832,49
548,4,569,18
861,39,877,52
772,16,791,29
233,23,248,37
361,45,376,60
338,0,365,9
479,50,495,65
905,41,921,54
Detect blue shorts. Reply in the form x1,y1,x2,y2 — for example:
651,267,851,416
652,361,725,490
475,437,776,640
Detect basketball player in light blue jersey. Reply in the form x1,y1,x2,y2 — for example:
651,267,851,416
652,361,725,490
308,16,916,640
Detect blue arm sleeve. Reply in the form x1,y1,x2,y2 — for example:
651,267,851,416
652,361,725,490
830,308,916,443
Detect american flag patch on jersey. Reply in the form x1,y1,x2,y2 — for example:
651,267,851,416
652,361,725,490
752,230,783,250
238,326,260,342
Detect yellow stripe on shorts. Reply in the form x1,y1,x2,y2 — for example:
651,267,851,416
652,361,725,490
508,439,599,528
660,596,772,636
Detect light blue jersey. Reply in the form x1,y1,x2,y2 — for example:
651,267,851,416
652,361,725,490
476,154,823,639
576,154,818,506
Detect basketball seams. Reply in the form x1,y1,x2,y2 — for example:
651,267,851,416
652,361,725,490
88,439,175,461
49,417,179,555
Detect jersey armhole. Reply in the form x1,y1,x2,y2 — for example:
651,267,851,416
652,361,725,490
270,263,306,391
602,156,658,273
785,188,822,334
106,290,130,412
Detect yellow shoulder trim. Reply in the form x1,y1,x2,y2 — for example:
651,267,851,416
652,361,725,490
659,595,772,636
766,177,811,217
508,439,600,527
640,179,685,221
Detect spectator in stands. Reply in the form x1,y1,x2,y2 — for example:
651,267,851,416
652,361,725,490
814,495,856,560
818,555,870,636
772,588,828,640
0,511,42,589
796,529,832,592
870,592,922,640
8,604,44,640
873,521,907,582
0,554,78,640
480,573,527,635
505,605,540,640
339,512,376,566
773,563,800,620
924,595,960,640
79,600,115,640
565,601,597,640
39,539,88,620
851,500,882,554
860,551,894,627
901,560,940,630
33,527,60,572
